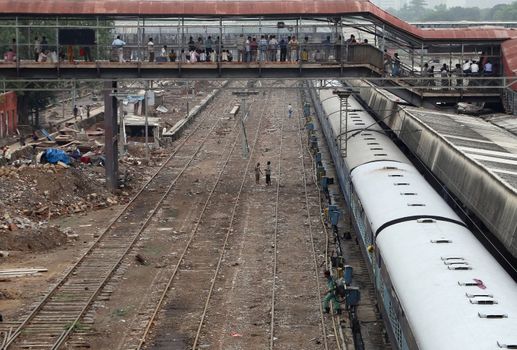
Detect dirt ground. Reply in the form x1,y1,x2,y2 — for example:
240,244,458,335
0,83,345,349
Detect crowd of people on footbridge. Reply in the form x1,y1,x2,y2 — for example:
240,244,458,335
382,48,500,88
2,32,501,88
110,33,370,64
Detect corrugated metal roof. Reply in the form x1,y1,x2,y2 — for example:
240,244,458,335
0,0,514,42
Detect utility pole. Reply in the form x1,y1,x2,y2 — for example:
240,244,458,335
186,81,190,117
144,80,150,162
232,91,259,159
333,89,352,158
118,101,125,156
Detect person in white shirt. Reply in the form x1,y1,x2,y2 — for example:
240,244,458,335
161,45,168,58
37,50,48,63
462,60,471,74
245,36,251,62
189,50,198,63
147,38,154,62
199,50,207,62
112,36,126,62
470,61,480,75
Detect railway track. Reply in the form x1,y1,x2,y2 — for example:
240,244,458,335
142,87,269,350
0,84,239,350
268,89,340,350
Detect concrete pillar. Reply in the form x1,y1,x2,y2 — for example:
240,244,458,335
103,80,119,191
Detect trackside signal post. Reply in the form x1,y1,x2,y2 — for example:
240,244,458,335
232,91,259,159
104,81,119,191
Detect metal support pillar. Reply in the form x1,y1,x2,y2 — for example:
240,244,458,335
333,89,351,158
104,81,119,191
96,17,100,60
186,81,190,117
380,24,385,54
118,99,125,156
232,91,258,158
145,80,150,162
421,42,424,76
239,96,249,159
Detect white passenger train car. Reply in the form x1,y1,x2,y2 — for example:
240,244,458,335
311,82,517,350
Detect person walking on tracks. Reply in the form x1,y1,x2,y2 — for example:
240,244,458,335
288,103,293,119
322,270,341,315
254,162,263,184
265,161,272,186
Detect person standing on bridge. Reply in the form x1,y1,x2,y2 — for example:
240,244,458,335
265,161,272,186
323,35,331,61
112,35,126,63
238,34,246,62
383,49,392,76
33,36,41,62
259,35,268,62
289,36,299,62
147,38,155,62
392,52,401,77
322,270,341,315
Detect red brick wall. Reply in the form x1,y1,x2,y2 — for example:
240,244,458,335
0,92,18,138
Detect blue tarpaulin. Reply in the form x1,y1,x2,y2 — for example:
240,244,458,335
45,149,70,165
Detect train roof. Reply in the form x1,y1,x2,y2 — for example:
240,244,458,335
351,161,463,236
378,220,517,349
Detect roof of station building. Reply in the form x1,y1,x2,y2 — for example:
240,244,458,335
0,0,515,41
2,0,517,75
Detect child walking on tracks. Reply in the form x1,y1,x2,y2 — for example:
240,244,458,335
254,162,263,184
265,161,272,186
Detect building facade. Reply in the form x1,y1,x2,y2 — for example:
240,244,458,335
0,92,18,138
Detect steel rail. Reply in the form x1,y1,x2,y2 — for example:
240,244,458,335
294,95,332,350
135,92,258,350
2,86,229,350
269,91,286,350
303,115,346,350
303,101,348,350
190,89,271,350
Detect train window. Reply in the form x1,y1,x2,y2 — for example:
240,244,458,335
431,239,452,243
442,257,464,261
388,174,403,177
370,147,384,151
497,341,517,349
384,166,398,170
394,183,410,186
364,137,376,140
470,299,498,305
407,203,426,207
444,261,469,266
417,218,434,222
355,123,366,126
466,293,493,298
362,133,373,136
374,153,388,156
367,142,379,145
458,281,480,286
478,313,508,319
447,265,472,270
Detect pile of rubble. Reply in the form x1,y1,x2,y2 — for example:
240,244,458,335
0,162,131,251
